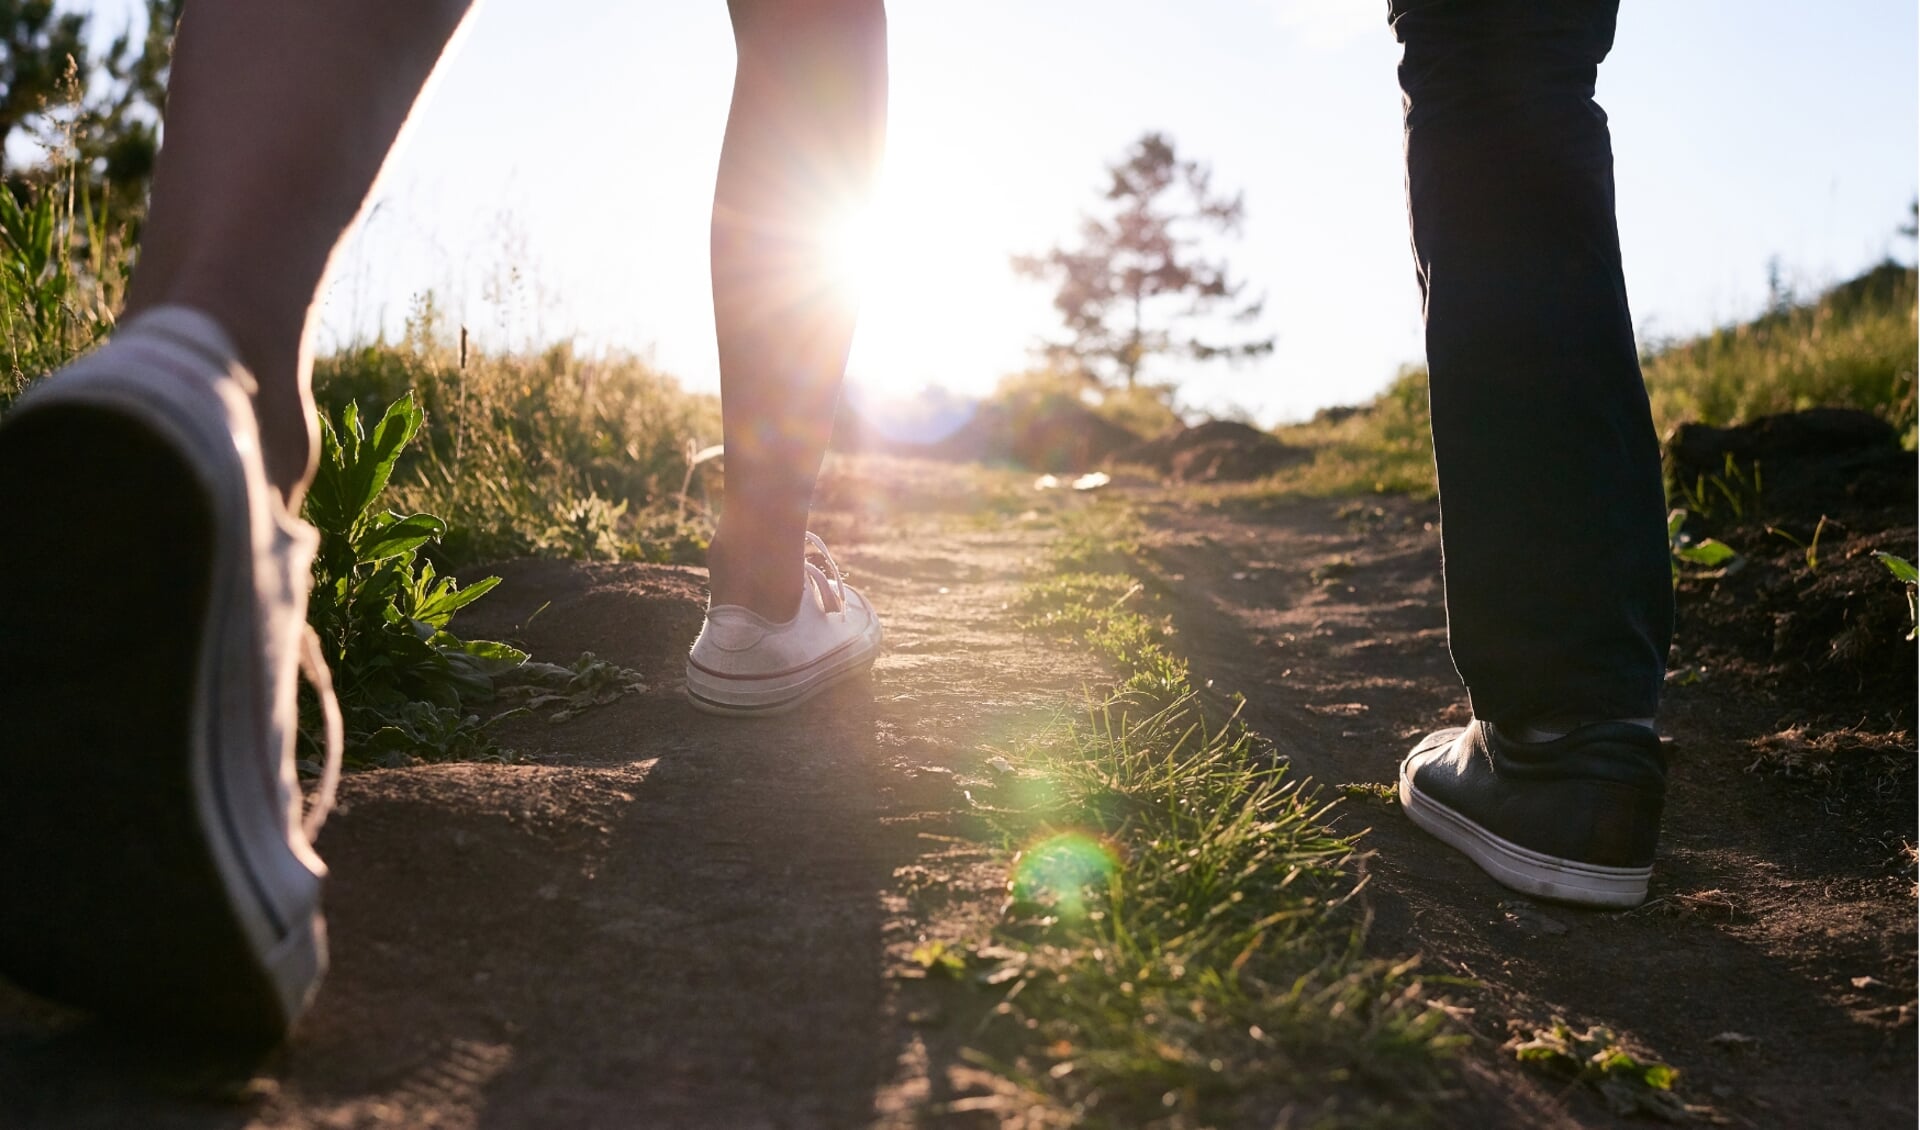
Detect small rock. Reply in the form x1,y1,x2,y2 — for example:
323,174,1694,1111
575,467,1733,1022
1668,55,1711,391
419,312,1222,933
1498,900,1569,936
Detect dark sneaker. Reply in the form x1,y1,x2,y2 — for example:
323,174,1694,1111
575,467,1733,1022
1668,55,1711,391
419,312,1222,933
0,307,342,1042
1398,720,1666,908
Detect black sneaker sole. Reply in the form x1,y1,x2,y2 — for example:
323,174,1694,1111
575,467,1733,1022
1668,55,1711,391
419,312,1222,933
0,406,294,1043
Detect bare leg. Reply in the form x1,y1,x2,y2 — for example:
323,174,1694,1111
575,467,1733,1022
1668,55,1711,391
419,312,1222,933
122,0,475,506
706,0,888,618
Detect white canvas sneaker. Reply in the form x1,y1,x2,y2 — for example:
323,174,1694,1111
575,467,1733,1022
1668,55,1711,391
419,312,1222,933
0,306,342,1042
685,532,883,716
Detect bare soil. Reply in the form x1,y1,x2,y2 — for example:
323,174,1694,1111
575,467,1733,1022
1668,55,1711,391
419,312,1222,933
0,451,1912,1127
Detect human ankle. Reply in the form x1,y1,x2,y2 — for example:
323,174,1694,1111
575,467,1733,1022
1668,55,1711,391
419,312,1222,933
706,525,805,620
249,384,318,509
122,292,316,509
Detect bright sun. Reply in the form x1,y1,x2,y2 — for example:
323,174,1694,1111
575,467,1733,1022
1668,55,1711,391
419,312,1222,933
823,204,882,309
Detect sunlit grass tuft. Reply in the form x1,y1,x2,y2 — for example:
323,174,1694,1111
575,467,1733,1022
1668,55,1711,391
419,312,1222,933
964,505,1460,1125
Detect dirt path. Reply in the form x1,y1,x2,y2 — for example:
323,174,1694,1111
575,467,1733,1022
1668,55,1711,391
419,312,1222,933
1144,491,1916,1128
0,459,1104,1129
1,456,1912,1127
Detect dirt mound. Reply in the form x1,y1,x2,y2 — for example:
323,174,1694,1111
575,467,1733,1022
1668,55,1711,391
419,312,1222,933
1112,419,1309,482
893,400,1138,471
1669,408,1910,520
1667,408,1917,731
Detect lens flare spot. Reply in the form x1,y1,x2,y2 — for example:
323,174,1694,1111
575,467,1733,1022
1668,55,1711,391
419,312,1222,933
1010,832,1121,920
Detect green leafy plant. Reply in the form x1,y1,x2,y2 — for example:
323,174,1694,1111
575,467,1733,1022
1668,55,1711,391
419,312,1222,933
1870,551,1918,641
1667,508,1738,584
496,652,648,723
1512,1020,1695,1122
303,392,528,763
537,490,628,561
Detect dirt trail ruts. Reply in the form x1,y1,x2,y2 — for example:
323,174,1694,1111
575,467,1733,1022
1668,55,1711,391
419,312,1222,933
0,458,1102,1129
1144,492,1916,1129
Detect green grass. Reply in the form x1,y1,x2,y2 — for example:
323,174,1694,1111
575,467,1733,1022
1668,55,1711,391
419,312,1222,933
0,169,124,405
1255,367,1438,501
957,503,1459,1125
1641,262,1917,442
1251,263,1917,500
314,297,722,567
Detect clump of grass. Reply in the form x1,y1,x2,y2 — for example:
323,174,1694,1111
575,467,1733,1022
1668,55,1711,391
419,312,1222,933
964,505,1459,1124
1246,263,1917,501
1667,451,1764,524
1015,506,1189,703
1260,366,1437,500
1015,571,1188,705
313,295,722,566
1642,263,1917,440
1,89,128,404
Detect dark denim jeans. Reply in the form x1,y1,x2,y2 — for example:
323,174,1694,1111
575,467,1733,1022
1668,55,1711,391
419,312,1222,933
1388,0,1672,728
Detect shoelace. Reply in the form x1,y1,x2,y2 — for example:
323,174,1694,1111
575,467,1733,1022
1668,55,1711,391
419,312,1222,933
298,625,344,842
804,531,849,617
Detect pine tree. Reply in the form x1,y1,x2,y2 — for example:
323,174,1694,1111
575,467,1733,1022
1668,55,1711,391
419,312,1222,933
1013,132,1273,390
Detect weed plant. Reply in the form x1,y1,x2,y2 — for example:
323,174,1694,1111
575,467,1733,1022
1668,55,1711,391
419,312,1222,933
1511,1020,1694,1121
302,393,528,764
970,504,1458,1125
303,393,649,765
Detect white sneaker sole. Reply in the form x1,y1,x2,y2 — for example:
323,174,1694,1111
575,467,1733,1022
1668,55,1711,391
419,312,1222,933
0,325,324,1042
1398,768,1651,909
685,616,883,717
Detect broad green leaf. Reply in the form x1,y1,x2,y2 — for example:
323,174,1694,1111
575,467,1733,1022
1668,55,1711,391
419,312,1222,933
445,636,528,673
345,394,423,516
415,574,502,624
355,512,445,563
302,412,354,535
1674,539,1735,567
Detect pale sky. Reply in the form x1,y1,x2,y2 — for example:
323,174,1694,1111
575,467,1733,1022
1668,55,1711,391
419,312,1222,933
82,1,1920,424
